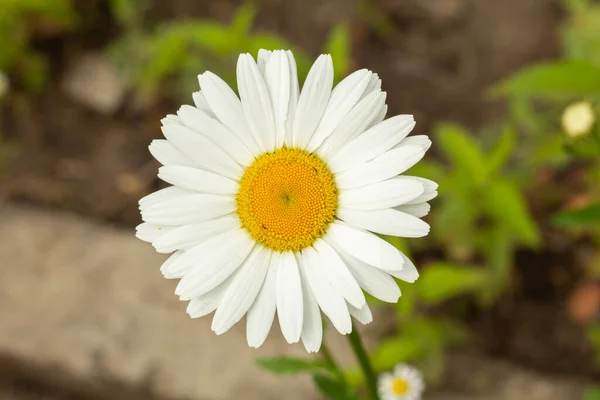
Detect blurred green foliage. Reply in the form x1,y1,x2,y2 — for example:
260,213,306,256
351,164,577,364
0,0,76,91
256,357,327,374
109,1,351,103
586,385,600,400
361,122,538,386
349,0,600,392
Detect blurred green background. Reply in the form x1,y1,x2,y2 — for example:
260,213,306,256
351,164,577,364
1,0,600,399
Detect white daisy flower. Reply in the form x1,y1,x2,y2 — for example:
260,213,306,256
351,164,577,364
136,49,436,352
378,363,425,400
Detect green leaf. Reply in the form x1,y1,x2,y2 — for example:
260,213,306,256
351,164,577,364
109,0,148,27
552,203,600,228
231,2,257,37
432,194,478,258
256,357,327,374
531,134,569,166
436,123,487,184
417,262,489,304
371,336,424,371
481,228,515,303
482,180,540,247
174,22,236,56
394,281,417,321
313,374,358,400
136,30,188,97
325,23,351,83
434,319,469,346
406,160,447,185
585,386,600,400
486,128,517,177
491,61,600,99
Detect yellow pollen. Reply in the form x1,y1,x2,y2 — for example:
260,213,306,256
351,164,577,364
236,147,338,252
391,378,409,395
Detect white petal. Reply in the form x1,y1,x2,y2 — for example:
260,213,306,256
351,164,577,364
361,73,381,100
177,105,254,166
161,123,243,180
339,177,424,210
317,91,387,160
404,177,438,204
349,303,373,325
247,253,278,348
237,54,276,151
135,222,174,243
263,51,291,149
141,193,235,225
335,145,425,190
395,202,431,218
292,55,333,148
161,114,182,126
333,245,401,303
284,51,300,147
306,69,372,152
326,221,404,272
338,208,430,238
160,250,185,279
298,255,323,352
276,251,303,343
371,104,387,127
300,247,352,334
198,71,260,155
174,229,255,300
313,239,365,308
139,186,193,210
152,214,240,253
329,115,415,173
212,246,271,335
158,165,239,195
257,49,273,74
149,140,195,167
389,252,419,283
398,135,432,152
186,272,236,318
192,91,216,118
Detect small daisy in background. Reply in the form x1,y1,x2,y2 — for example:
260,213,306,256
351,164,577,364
136,49,436,352
562,100,596,139
378,363,425,400
0,71,8,98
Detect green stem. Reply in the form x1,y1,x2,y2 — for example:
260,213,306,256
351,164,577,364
321,343,347,386
347,325,379,400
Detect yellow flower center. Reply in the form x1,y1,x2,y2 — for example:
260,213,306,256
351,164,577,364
392,378,409,395
236,147,338,252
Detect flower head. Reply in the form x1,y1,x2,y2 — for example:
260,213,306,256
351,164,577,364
378,363,425,400
136,50,436,352
562,100,596,139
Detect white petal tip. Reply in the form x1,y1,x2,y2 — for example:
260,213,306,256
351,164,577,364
304,347,321,353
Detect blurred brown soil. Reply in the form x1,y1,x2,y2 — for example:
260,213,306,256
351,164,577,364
2,0,595,398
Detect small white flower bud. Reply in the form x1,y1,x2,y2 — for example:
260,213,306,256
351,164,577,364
562,101,596,139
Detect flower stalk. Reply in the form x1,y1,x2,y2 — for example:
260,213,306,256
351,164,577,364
347,325,380,400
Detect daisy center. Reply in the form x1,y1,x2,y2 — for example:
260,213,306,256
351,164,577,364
236,147,338,252
392,378,409,395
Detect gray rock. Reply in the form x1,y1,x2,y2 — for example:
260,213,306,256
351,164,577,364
61,53,126,114
0,205,315,400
